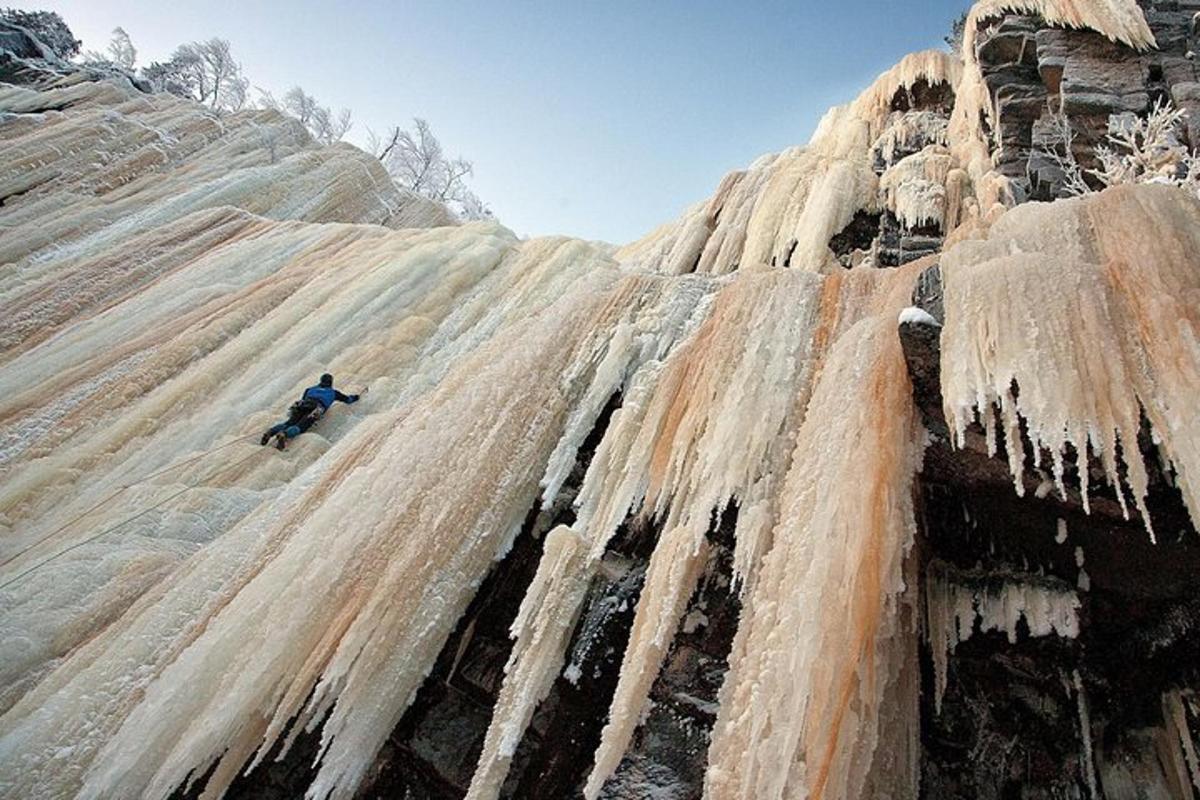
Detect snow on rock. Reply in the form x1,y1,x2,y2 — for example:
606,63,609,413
898,306,941,328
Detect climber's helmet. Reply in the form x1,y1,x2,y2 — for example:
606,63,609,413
320,373,334,388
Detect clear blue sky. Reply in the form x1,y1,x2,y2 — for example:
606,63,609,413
29,0,967,243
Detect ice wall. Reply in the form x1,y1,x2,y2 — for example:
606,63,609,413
4,1,1199,798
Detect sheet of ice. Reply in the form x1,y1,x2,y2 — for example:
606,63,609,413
703,306,927,800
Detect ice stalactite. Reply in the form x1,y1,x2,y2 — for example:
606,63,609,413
925,565,1080,713
940,185,1200,536
703,276,928,800
1164,690,1200,796
583,526,711,799
463,525,593,797
1075,670,1099,800
880,146,956,231
583,267,935,800
873,111,949,166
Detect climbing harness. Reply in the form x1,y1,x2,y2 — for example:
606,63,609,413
274,385,367,451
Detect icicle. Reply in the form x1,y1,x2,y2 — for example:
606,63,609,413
925,565,1080,714
469,265,878,798
1075,670,1099,800
880,146,956,231
941,186,1200,538
704,309,927,800
584,523,709,799
873,111,949,166
1165,690,1200,795
464,526,592,800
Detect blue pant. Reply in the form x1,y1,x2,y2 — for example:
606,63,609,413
265,412,318,440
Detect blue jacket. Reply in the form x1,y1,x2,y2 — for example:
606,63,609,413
302,385,357,411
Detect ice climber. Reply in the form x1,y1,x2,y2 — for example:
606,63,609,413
261,373,361,450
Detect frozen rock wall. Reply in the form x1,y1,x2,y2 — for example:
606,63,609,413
1,2,1200,800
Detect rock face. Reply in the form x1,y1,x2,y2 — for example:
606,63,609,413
979,0,1200,200
1,4,1199,800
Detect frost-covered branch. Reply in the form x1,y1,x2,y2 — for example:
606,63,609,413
81,26,136,70
1034,106,1093,197
373,118,492,220
1034,98,1199,199
1093,98,1191,189
144,38,247,113
260,86,352,145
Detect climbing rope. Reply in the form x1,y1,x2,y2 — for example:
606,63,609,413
0,442,264,592
0,386,370,590
0,432,261,571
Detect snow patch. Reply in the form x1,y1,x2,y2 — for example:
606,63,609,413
898,306,940,327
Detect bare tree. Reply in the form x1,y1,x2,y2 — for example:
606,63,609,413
146,38,247,113
260,86,352,144
81,26,137,70
945,10,969,54
457,191,494,221
281,86,319,127
317,107,353,144
107,26,136,70
371,118,488,218
365,127,398,160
